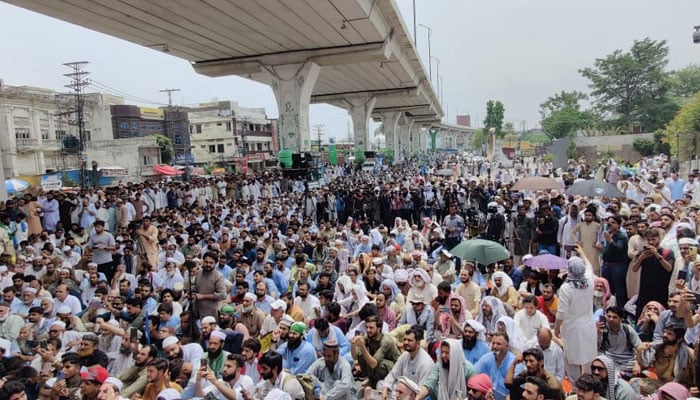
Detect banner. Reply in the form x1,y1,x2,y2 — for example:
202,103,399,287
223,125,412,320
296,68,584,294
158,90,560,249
329,144,337,165
41,172,62,191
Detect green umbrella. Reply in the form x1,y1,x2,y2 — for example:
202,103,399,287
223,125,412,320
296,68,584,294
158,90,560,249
450,239,511,265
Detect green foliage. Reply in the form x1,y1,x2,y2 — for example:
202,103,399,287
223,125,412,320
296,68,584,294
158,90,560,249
471,128,488,150
580,38,674,133
203,161,216,175
665,93,700,160
632,138,656,157
669,64,700,99
521,132,551,144
539,91,588,119
353,150,365,165
542,107,598,139
483,100,505,138
654,130,671,156
154,134,174,164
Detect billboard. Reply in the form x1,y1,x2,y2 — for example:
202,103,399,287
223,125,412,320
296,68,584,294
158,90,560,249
41,172,62,191
140,107,164,120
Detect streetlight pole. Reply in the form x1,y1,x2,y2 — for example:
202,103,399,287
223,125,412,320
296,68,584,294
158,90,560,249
419,24,432,83
431,56,440,100
412,0,417,47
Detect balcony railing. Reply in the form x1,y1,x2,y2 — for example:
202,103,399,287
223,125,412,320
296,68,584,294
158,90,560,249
16,138,38,150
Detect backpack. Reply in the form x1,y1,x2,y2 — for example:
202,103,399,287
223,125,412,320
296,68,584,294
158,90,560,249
284,373,318,400
601,323,635,353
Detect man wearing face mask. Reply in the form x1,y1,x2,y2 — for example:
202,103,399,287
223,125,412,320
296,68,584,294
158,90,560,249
196,353,254,400
275,322,316,374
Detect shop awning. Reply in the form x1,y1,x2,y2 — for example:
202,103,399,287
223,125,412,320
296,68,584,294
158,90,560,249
153,164,184,176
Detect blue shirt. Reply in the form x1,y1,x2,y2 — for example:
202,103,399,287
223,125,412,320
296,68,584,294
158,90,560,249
667,178,686,201
474,351,522,400
215,263,233,281
462,340,490,365
306,326,351,356
277,340,317,374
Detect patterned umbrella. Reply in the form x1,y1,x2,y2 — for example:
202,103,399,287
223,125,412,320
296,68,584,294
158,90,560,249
5,178,29,194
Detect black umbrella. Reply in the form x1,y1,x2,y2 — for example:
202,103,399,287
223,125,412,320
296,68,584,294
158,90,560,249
565,179,623,198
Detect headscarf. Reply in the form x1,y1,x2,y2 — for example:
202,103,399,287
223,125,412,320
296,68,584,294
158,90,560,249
467,374,493,395
437,339,468,400
463,319,487,341
496,315,526,354
593,355,617,400
477,296,507,334
655,382,690,400
593,277,612,310
565,256,589,289
409,267,431,285
439,294,467,336
636,301,666,326
381,279,400,304
334,275,353,302
490,271,514,297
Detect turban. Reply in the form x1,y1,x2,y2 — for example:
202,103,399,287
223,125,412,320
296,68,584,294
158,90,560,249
467,374,493,393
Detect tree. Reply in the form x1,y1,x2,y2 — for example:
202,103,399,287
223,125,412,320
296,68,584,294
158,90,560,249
154,134,174,164
471,128,489,151
669,64,700,99
632,138,656,157
483,100,505,138
541,107,597,139
665,93,700,162
539,90,588,119
580,38,675,133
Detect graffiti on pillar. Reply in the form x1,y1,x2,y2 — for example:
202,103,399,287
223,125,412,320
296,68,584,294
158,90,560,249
285,102,294,113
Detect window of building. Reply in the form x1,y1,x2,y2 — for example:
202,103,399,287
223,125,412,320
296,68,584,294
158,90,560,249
227,143,232,146
40,119,50,140
217,122,222,126
196,124,202,134
85,131,92,141
226,122,232,131
209,145,216,153
257,143,262,151
175,135,182,145
55,130,67,140
15,128,30,139
217,144,224,153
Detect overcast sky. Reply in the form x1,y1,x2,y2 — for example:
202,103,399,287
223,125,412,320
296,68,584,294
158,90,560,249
1,0,699,140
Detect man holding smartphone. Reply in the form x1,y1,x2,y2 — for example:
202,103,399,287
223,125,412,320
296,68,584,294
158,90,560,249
630,229,674,320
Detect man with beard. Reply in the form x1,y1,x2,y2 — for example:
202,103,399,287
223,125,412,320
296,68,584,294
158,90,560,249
195,353,254,400
253,351,304,400
462,320,490,365
307,340,355,400
119,345,157,398
535,284,557,324
352,316,400,389
270,315,294,351
107,328,136,376
79,334,109,368
275,322,316,374
242,338,262,385
140,358,183,400
186,251,227,320
474,332,520,400
505,348,564,400
382,325,434,399
416,339,476,400
466,374,494,400
235,293,265,338
162,335,205,367
589,355,636,400
637,324,695,393
206,330,231,379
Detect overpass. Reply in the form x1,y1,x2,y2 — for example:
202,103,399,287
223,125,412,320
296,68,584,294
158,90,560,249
4,0,444,155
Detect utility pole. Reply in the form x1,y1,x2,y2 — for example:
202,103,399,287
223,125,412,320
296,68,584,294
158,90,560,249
63,61,90,191
159,88,183,177
419,24,432,83
240,116,249,173
312,123,325,152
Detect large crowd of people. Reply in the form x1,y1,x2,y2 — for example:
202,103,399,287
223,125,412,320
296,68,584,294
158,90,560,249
0,153,698,400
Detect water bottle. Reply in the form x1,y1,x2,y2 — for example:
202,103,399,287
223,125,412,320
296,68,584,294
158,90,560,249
314,383,321,400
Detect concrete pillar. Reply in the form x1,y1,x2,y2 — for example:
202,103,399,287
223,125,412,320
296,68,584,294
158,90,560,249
0,108,8,201
347,96,376,152
398,118,414,160
264,61,321,152
379,112,401,159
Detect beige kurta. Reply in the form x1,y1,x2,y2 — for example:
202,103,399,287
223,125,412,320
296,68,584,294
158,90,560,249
573,221,601,275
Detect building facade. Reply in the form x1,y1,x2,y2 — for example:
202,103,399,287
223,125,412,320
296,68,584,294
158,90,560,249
0,81,161,184
110,105,190,158
188,100,278,171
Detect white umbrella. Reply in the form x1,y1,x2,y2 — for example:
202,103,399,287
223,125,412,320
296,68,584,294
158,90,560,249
5,178,29,194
